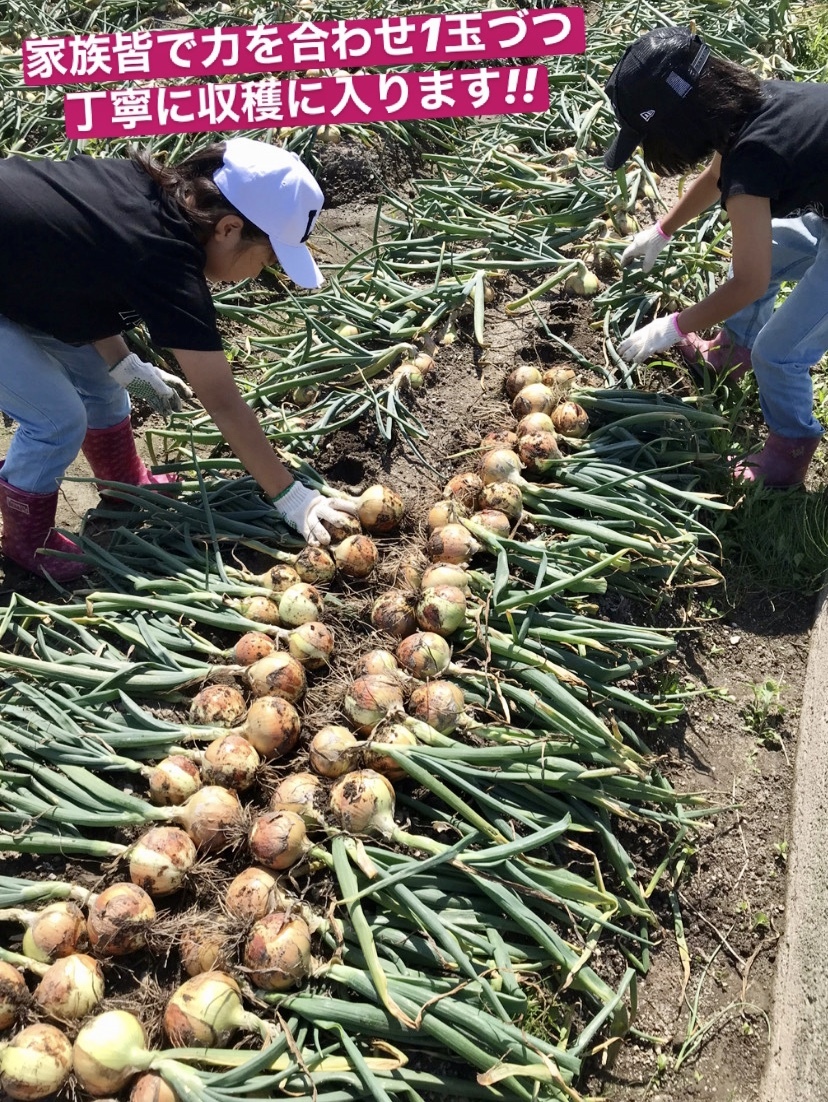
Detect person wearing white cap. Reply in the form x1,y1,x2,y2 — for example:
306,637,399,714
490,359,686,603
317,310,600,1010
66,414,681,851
603,26,828,489
0,137,356,581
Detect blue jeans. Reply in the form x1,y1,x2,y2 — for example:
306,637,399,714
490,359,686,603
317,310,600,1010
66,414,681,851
0,314,130,493
724,213,828,439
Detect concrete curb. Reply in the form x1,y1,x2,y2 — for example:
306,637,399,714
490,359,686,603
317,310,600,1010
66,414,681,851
760,583,828,1101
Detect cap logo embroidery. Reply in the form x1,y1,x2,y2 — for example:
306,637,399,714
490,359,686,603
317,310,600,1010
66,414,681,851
640,109,655,122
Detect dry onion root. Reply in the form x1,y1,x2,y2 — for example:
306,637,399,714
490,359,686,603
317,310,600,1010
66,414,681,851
0,1022,73,1100
243,911,312,991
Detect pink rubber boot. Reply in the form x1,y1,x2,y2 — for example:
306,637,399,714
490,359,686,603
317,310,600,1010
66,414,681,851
0,478,87,582
81,416,179,491
676,328,753,381
734,432,820,488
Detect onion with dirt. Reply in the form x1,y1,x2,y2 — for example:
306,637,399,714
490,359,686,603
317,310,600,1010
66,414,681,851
87,883,156,956
278,583,323,627
33,953,104,1021
415,585,467,637
248,810,309,870
371,591,417,638
0,1022,73,1100
357,485,405,533
189,684,247,728
147,756,202,807
334,534,378,579
244,652,307,703
396,633,452,679
202,734,260,791
288,621,334,669
243,911,312,991
128,826,198,897
308,725,359,778
343,674,405,734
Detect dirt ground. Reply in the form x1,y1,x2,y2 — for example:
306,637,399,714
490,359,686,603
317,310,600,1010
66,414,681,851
0,136,814,1102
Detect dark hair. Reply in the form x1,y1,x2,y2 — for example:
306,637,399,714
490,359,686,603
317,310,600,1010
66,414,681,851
131,143,269,247
640,55,764,176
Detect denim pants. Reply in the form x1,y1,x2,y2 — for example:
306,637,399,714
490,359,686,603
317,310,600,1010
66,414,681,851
724,212,828,439
0,314,130,494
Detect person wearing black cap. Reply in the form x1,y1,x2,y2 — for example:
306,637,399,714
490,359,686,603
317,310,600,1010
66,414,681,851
603,26,828,488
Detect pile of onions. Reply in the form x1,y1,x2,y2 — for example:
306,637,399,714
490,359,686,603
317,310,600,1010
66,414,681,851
426,523,480,566
0,1022,73,1100
357,648,400,676
245,652,307,703
518,430,563,473
371,591,417,638
128,826,197,897
233,630,277,666
288,621,335,669
550,400,589,438
0,962,28,1029
165,785,243,852
308,726,358,778
294,546,336,585
409,680,466,735
243,911,312,991
232,695,301,761
73,1010,150,1097
334,534,378,579
511,383,556,419
34,953,104,1021
329,769,397,837
415,585,467,637
147,755,201,806
248,810,309,870
87,883,156,956
443,471,482,510
164,971,270,1047
343,674,405,734
189,684,247,728
269,772,326,827
505,364,542,397
0,902,87,963
396,632,452,680
278,583,323,627
479,448,522,486
202,734,260,791
357,485,405,533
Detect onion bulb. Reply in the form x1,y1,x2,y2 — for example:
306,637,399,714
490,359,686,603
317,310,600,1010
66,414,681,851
130,1073,178,1102
171,785,243,852
235,695,301,761
511,383,556,419
233,595,281,626
19,902,85,963
278,582,323,627
415,585,467,637
249,810,309,871
471,509,512,537
321,511,361,542
396,632,452,680
364,724,418,780
189,684,247,728
343,674,405,734
550,400,589,438
443,471,482,510
180,922,229,976
563,268,600,296
232,631,276,666
517,411,555,437
0,962,28,1029
334,534,378,579
73,1010,149,1097
357,648,400,676
393,362,424,390
478,481,523,520
426,523,480,565
245,652,307,703
542,366,577,387
357,485,405,533
87,883,156,957
288,621,334,669
163,972,267,1047
225,867,279,924
505,364,542,397
147,755,202,808
33,953,104,1021
202,734,260,791
243,912,312,991
478,447,523,486
413,350,435,373
1,1022,73,1100
518,430,563,474
420,562,470,593
329,769,396,837
251,564,299,593
409,680,466,734
269,773,325,827
427,499,467,533
371,591,417,638
308,725,358,778
481,429,519,451
294,546,336,585
129,826,197,897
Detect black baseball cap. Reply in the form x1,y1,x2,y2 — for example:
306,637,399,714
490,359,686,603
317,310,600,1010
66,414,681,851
603,27,711,171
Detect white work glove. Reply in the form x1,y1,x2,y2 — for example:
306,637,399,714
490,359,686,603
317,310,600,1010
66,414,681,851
271,481,359,546
110,353,193,418
618,313,684,364
620,221,672,273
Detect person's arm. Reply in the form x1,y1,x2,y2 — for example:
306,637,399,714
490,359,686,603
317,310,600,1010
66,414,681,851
93,335,131,366
659,153,724,235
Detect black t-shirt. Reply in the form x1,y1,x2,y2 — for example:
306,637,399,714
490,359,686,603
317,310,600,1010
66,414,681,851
0,153,223,350
720,80,828,219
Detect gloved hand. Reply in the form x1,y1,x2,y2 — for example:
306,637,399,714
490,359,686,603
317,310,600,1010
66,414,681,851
110,353,194,418
618,313,684,364
271,480,359,546
620,221,672,273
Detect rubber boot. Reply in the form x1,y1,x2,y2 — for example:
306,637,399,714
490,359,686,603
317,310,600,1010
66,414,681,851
734,432,820,488
0,477,87,582
81,416,179,492
676,328,753,381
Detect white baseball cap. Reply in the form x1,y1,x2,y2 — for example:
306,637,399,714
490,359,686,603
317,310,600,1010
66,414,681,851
213,137,325,288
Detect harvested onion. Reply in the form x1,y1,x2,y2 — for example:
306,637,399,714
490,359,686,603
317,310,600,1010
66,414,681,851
550,400,589,438
172,785,243,852
511,383,556,419
321,511,361,542
396,632,452,680
409,680,466,735
202,734,260,791
329,769,396,837
87,883,156,957
357,485,405,533
479,447,523,485
0,962,28,1030
481,429,519,451
233,595,281,625
34,953,104,1021
365,724,418,780
478,481,523,519
243,912,312,991
225,867,279,923
250,564,299,593
288,621,334,669
73,1010,149,1097
427,499,467,533
232,631,276,666
278,583,323,627
269,772,325,827
371,591,417,638
129,826,197,897
415,585,467,637
164,972,268,1047
1,1022,73,1100
517,411,555,437
130,1073,177,1102
180,922,229,976
189,684,247,728
235,695,301,761
443,471,482,510
308,726,358,778
334,534,378,579
148,755,202,807
343,674,405,734
420,562,470,593
426,523,480,565
357,648,400,676
505,364,542,397
245,652,307,703
518,430,563,473
249,810,309,870
471,509,512,537
294,546,336,585
15,902,85,964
